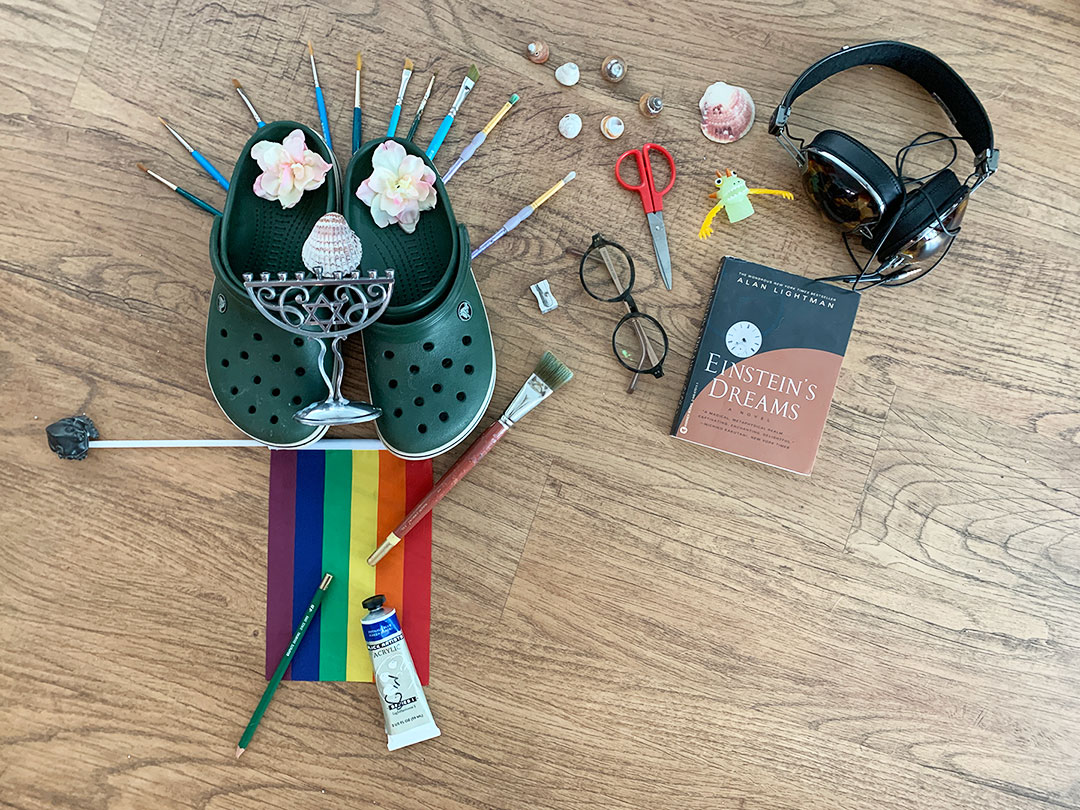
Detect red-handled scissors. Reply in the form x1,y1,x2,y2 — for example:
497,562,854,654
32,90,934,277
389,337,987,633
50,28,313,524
615,142,676,290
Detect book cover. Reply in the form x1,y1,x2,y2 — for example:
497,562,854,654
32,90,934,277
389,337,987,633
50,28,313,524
670,257,860,475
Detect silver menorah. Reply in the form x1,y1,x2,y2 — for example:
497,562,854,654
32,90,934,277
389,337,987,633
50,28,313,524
242,268,395,425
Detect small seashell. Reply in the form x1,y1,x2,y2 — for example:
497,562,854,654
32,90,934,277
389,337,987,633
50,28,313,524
601,56,627,83
699,82,755,143
525,39,549,64
302,213,364,278
554,62,580,87
639,93,663,118
600,115,625,140
558,113,582,139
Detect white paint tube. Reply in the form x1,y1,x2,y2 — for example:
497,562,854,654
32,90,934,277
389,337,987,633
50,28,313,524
361,594,441,750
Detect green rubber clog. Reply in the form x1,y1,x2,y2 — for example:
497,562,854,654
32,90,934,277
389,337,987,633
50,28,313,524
203,121,337,447
343,138,496,459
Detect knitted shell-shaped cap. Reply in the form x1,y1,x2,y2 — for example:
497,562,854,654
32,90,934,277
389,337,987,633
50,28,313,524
301,213,364,277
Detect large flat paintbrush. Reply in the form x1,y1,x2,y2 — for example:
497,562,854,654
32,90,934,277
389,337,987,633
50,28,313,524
367,352,573,566
425,63,478,160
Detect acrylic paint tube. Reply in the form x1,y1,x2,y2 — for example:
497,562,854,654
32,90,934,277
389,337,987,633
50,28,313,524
361,594,441,750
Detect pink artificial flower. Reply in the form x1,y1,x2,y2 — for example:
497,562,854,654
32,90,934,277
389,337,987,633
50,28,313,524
250,129,332,209
356,140,437,233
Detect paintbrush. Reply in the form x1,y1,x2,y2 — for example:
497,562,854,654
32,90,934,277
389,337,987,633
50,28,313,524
387,57,414,137
471,171,575,259
405,72,437,142
352,52,363,153
367,352,573,566
425,63,478,160
307,40,332,151
231,79,264,128
136,163,222,216
442,93,519,182
157,117,230,190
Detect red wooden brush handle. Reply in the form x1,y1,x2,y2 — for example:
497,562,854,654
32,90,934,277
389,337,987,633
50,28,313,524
394,420,509,538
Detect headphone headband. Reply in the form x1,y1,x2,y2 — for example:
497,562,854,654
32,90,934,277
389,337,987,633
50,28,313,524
769,41,998,177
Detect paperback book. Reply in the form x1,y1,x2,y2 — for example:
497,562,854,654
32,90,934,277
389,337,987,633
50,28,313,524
671,257,860,475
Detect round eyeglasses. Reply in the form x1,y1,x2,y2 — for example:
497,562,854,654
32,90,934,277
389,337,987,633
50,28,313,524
579,233,669,389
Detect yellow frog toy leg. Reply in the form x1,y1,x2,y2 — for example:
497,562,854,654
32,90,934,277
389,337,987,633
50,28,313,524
746,188,795,200
698,201,726,240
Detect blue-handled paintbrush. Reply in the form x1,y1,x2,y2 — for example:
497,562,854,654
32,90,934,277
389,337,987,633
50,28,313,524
352,52,363,153
157,117,229,190
426,64,478,161
387,57,414,137
231,79,265,128
307,40,332,151
471,171,575,259
442,93,519,182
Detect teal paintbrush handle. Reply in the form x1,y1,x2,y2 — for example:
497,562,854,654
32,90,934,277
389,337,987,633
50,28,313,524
426,115,454,159
387,105,402,137
238,583,327,751
177,187,222,216
353,108,362,153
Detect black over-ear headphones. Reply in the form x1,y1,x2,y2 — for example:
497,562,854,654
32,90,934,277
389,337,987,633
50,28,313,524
768,41,999,288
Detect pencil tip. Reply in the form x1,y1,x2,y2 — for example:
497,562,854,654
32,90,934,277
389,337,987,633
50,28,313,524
235,746,244,758
231,78,242,89
136,162,147,172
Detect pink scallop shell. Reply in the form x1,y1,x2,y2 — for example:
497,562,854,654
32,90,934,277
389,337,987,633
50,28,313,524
302,213,364,278
699,82,755,143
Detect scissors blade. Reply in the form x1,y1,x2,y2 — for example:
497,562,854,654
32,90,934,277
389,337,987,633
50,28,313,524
646,211,673,290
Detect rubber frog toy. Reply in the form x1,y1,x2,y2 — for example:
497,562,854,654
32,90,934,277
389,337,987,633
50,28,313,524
698,169,793,240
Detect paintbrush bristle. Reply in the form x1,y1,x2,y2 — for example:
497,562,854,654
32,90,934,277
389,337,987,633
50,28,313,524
136,162,148,172
509,93,520,104
466,63,479,82
231,78,242,89
157,116,167,126
534,352,573,391
307,40,314,56
404,57,414,71
356,52,362,71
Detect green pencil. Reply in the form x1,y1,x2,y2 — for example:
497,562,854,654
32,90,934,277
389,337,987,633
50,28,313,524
236,573,332,758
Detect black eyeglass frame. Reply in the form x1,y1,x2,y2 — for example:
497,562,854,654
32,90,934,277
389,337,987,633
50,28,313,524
579,233,669,378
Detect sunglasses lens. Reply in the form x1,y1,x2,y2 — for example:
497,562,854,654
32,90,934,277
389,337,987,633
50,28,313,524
614,313,666,374
581,242,633,302
881,195,968,284
803,151,883,233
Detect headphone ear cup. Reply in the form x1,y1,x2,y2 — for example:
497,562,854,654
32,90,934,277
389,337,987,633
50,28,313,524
803,130,904,232
866,169,964,257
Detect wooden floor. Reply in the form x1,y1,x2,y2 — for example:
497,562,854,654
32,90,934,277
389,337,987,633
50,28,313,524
3,0,1080,807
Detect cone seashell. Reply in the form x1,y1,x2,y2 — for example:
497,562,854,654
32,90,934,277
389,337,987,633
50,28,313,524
554,62,580,86
302,213,364,278
526,39,549,64
558,113,582,139
699,82,755,143
600,115,625,140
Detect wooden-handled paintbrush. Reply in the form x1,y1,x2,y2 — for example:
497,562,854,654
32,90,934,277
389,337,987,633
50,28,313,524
387,57,414,137
425,64,478,160
367,352,573,566
137,163,222,216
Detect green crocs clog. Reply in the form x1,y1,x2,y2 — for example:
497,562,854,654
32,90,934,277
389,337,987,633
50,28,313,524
205,216,331,447
343,139,496,459
203,120,337,447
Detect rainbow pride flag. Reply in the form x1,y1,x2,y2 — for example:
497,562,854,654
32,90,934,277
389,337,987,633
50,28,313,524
266,446,431,684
